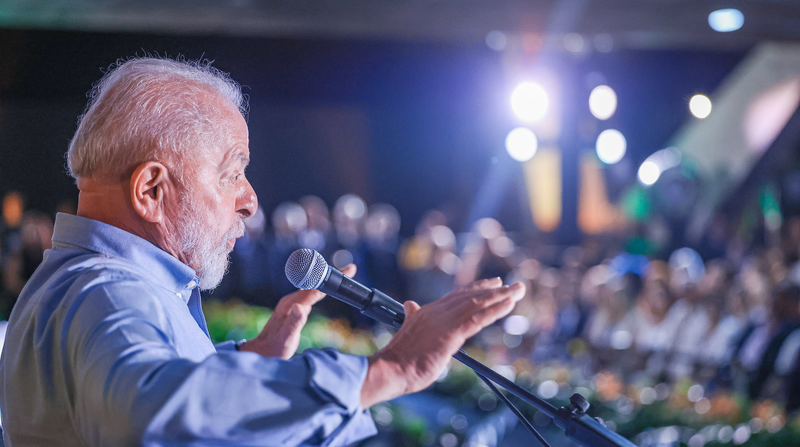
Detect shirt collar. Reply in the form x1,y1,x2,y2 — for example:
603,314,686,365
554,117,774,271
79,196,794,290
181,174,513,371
51,213,200,299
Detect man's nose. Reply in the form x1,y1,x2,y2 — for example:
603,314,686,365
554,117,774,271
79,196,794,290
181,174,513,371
237,177,258,218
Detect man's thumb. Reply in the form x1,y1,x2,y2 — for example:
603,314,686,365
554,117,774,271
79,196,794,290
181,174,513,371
403,301,421,318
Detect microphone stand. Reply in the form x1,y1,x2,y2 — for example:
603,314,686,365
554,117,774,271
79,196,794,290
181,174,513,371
451,349,637,447
367,292,638,447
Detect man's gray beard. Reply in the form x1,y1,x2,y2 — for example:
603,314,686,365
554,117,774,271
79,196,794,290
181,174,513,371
174,201,245,291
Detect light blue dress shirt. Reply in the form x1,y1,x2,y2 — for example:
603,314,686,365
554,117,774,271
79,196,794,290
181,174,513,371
0,213,376,446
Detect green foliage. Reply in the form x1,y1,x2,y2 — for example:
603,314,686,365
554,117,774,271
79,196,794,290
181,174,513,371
203,300,800,446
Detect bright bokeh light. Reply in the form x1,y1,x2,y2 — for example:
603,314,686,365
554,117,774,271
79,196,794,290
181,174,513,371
503,315,531,335
690,94,712,118
709,9,744,32
332,249,354,269
511,82,549,122
687,384,704,402
669,247,705,284
594,34,614,53
505,127,538,161
485,31,507,51
638,147,682,186
589,85,617,120
595,129,626,164
476,217,503,239
745,78,800,154
638,160,661,186
563,33,584,53
537,380,559,399
430,225,456,248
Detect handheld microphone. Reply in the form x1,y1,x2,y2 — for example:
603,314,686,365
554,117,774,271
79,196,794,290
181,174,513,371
285,249,405,328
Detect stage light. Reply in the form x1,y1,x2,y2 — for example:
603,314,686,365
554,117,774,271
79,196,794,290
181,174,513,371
709,9,744,32
511,82,549,122
595,129,626,164
638,147,682,186
690,94,712,118
589,85,617,120
638,160,661,186
505,127,538,161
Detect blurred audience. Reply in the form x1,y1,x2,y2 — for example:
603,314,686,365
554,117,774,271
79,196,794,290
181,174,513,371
5,189,800,416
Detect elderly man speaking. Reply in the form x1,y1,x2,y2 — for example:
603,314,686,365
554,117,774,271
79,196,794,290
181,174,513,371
0,57,524,446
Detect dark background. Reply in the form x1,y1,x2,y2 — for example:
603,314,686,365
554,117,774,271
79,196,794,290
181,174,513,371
0,28,744,238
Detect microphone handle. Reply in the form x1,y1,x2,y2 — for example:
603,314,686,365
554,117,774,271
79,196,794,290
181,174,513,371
318,267,405,328
364,289,406,328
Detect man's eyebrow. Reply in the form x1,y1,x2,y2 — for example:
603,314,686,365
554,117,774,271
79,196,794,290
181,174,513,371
223,151,250,168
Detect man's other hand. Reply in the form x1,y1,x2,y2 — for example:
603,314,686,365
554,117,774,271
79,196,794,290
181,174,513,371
239,264,357,359
360,277,525,408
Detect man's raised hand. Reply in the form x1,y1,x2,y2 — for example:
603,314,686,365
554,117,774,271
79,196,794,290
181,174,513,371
360,277,525,408
239,264,357,359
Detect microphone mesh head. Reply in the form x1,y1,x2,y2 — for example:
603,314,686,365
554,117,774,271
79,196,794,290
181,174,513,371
285,248,328,290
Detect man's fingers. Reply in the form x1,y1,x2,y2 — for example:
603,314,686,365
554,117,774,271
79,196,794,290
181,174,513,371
452,282,525,309
275,303,308,337
341,264,357,278
289,288,327,307
283,264,357,308
291,302,305,319
288,264,354,307
403,301,421,319
461,277,503,292
460,295,518,336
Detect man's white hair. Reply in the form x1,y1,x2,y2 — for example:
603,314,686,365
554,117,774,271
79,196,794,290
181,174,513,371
67,57,247,182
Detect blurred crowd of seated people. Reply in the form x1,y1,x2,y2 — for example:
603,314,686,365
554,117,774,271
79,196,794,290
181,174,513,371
5,189,800,414
219,195,800,413
0,192,58,321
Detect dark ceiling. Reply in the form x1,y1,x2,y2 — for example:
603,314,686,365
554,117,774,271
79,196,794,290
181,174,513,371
1,0,799,51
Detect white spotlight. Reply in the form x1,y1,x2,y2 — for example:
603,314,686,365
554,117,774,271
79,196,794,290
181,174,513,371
589,85,617,120
638,147,682,187
709,9,744,33
638,160,661,186
511,82,549,122
596,129,626,164
690,94,712,119
505,127,538,162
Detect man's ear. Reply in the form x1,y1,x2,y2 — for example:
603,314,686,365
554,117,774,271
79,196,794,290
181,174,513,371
130,162,172,223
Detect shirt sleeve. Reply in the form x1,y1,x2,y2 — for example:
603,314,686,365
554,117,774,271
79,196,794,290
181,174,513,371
66,280,377,447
